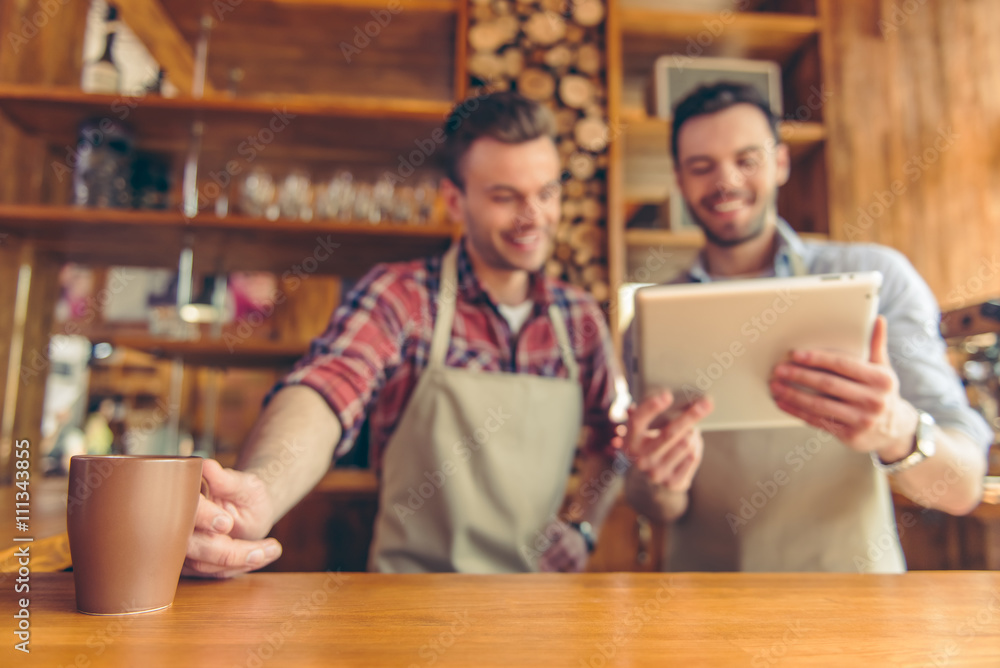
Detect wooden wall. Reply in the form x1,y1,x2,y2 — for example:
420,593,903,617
821,0,1000,309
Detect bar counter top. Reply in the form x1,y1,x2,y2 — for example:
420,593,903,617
3,571,999,667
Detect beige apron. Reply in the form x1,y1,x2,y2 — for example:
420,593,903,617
368,246,584,573
668,250,905,573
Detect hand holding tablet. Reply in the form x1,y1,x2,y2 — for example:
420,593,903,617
768,314,922,458
631,272,882,432
621,390,713,490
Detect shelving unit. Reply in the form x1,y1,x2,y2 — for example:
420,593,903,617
607,0,830,296
0,203,457,277
0,0,470,478
161,0,464,102
619,9,820,73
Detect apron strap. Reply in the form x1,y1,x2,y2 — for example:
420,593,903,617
547,304,579,383
429,244,460,367
788,248,808,277
430,244,579,383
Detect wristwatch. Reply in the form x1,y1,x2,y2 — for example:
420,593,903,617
567,520,597,553
872,409,936,475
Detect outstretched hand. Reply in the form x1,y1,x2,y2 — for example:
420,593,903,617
183,459,283,579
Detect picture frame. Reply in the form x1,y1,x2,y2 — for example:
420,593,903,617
652,56,782,231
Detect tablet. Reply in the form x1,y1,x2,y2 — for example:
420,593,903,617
631,271,882,431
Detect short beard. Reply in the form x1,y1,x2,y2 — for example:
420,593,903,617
687,200,772,248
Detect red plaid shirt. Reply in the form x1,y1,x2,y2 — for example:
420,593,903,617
271,240,625,471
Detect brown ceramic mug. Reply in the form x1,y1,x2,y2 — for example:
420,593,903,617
67,455,203,615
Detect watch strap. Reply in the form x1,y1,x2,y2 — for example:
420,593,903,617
567,520,596,553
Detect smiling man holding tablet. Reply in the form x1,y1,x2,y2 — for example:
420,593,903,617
623,82,992,572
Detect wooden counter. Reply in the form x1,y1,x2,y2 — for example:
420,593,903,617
3,572,999,666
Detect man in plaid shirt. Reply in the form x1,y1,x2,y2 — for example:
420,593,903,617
184,92,628,575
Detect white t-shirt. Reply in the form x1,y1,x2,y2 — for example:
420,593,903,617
496,301,534,336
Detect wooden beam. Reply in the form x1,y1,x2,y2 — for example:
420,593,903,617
114,0,217,96
606,0,625,350
0,243,60,483
0,237,23,483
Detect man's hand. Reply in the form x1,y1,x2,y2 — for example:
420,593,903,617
183,459,283,579
769,315,920,462
621,391,713,491
538,521,589,573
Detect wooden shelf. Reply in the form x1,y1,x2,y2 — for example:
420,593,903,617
93,334,308,368
0,204,458,277
0,84,452,160
625,228,705,249
626,227,828,248
620,10,820,66
238,0,458,12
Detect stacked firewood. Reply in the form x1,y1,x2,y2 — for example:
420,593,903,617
467,0,610,302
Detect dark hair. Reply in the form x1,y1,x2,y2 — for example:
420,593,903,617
670,82,781,161
438,91,557,190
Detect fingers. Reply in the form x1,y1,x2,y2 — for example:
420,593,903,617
644,432,699,485
771,379,878,431
771,364,886,412
782,348,894,391
655,398,712,451
627,391,675,442
201,458,248,501
538,547,573,573
869,315,890,366
537,523,567,572
193,493,235,534
771,384,872,427
193,459,250,534
184,531,282,579
666,452,699,488
631,397,713,465
538,528,587,573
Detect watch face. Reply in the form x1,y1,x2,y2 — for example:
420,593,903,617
916,411,936,458
872,411,935,474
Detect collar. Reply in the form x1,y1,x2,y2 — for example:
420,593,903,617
453,238,555,309
685,218,810,283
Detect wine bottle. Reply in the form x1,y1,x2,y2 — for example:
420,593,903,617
81,4,121,94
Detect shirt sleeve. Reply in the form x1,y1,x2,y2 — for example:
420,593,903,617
573,298,630,458
858,245,994,452
266,263,417,457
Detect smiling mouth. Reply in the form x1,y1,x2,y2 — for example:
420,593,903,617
505,229,546,249
713,200,745,213
705,192,754,215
